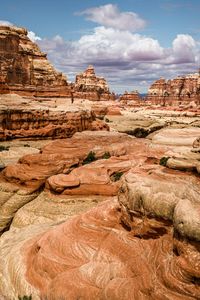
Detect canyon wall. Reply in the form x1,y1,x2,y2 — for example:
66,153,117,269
74,65,116,101
0,95,109,141
0,25,71,97
147,71,200,106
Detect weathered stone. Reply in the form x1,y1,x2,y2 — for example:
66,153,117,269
0,25,71,97
147,71,200,107
74,65,116,101
0,94,109,141
119,90,142,105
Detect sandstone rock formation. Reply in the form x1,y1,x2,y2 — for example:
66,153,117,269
106,114,166,137
119,90,142,105
74,65,116,101
0,94,108,141
0,104,200,298
0,142,200,298
0,25,71,97
147,71,200,106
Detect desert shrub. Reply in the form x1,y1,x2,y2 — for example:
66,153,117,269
105,118,110,123
82,151,96,165
24,144,30,147
0,145,9,152
159,156,170,166
102,152,111,159
18,296,32,300
110,171,124,182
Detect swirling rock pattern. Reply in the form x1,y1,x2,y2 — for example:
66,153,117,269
0,129,200,299
0,198,199,299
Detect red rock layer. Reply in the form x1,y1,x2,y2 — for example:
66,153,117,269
0,108,108,141
74,65,116,101
147,72,200,106
2,132,131,190
119,90,142,105
23,199,200,300
0,25,71,97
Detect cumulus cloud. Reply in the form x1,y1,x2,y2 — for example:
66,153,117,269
78,4,146,32
0,20,13,26
38,26,200,93
28,31,41,42
172,34,196,63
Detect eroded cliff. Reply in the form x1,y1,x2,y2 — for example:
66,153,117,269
0,25,71,97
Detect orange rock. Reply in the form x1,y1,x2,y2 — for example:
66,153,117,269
147,70,200,107
2,131,133,189
47,157,131,196
0,25,71,97
0,95,109,141
20,199,200,299
74,65,116,101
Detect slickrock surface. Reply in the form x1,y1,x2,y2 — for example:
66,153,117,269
47,157,132,195
0,186,200,299
150,127,200,146
105,114,166,137
0,94,108,140
0,131,136,234
147,71,200,107
2,131,133,190
0,129,200,299
74,65,115,101
0,25,71,97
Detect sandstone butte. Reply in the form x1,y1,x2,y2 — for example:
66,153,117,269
74,65,116,101
0,25,72,97
0,24,200,300
119,90,142,106
147,71,200,107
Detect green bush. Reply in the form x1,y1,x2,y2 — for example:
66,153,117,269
0,145,9,152
102,152,111,159
18,296,32,300
82,151,96,165
159,156,170,166
111,171,124,182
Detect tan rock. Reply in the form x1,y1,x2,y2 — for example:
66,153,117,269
147,70,200,107
0,25,71,97
74,65,116,101
0,94,109,141
0,198,199,299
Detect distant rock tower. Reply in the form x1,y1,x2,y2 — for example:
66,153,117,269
74,65,115,101
147,70,200,106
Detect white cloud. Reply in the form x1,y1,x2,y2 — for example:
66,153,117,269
38,27,200,93
78,4,146,32
0,20,13,26
172,34,196,63
28,31,41,42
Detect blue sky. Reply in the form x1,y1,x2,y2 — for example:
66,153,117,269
1,0,200,93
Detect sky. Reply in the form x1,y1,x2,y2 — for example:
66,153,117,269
1,0,200,93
